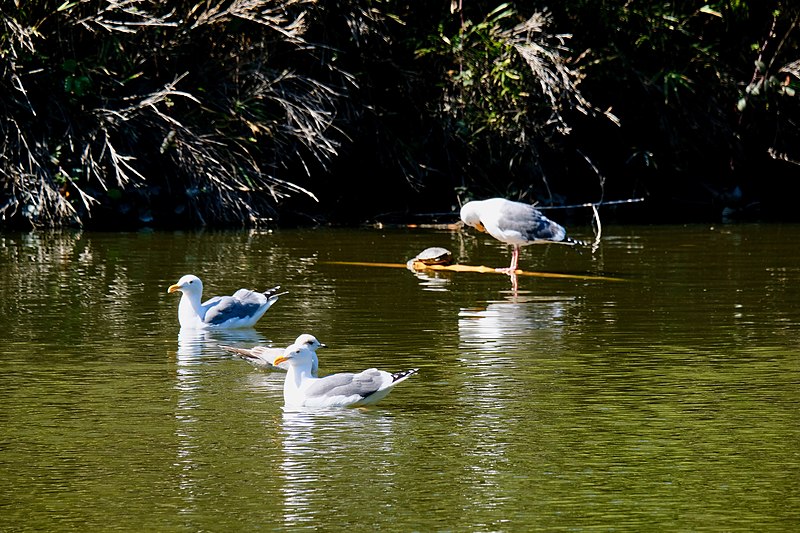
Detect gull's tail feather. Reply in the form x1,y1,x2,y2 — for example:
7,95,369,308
219,345,254,360
391,368,419,384
219,345,282,370
263,286,288,300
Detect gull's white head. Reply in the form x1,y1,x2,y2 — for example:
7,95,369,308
460,201,486,232
167,274,203,295
293,334,326,352
273,343,316,368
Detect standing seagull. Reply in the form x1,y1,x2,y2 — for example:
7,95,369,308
460,198,583,273
167,274,285,329
272,344,419,409
220,334,325,376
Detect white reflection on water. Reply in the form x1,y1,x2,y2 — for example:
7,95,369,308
458,292,574,355
406,265,453,292
456,291,575,416
176,328,269,363
173,327,271,515
456,291,574,417
455,292,576,507
276,408,396,528
175,328,269,410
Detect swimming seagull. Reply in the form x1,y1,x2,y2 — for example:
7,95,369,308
220,334,325,376
167,274,286,329
460,198,583,273
272,343,419,408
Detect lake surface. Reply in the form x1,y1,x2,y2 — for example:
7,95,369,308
1,224,798,531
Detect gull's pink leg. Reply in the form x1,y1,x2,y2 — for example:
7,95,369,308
496,246,520,274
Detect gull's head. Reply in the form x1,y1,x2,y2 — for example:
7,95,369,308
167,274,203,295
294,334,326,352
460,201,486,233
273,343,315,367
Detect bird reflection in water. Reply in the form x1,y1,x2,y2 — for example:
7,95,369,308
456,291,576,505
172,327,269,516
276,408,397,528
458,292,573,356
176,327,269,361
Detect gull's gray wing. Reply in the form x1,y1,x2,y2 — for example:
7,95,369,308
304,369,387,400
235,286,286,303
203,295,264,325
496,202,566,243
204,287,270,324
231,288,268,302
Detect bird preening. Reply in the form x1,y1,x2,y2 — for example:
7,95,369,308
164,197,582,410
460,198,584,273
168,197,580,410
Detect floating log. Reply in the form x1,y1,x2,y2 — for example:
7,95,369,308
323,261,627,282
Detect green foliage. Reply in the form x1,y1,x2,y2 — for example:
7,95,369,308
420,5,555,145
414,4,615,203
2,1,800,227
545,0,800,217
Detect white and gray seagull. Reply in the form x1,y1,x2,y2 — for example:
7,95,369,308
167,274,285,329
221,334,325,376
272,343,419,409
460,197,583,273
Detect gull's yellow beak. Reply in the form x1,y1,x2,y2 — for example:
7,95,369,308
475,222,487,233
272,355,289,366
167,284,182,294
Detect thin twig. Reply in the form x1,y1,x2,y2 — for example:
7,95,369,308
590,204,602,253
536,197,645,210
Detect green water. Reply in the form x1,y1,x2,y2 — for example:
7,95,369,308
1,225,798,531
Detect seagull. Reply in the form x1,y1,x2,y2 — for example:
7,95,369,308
460,198,583,273
220,334,325,376
167,274,285,329
272,343,419,408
